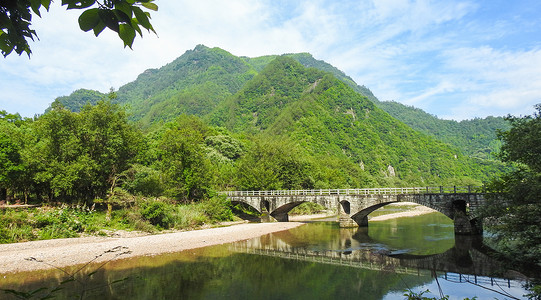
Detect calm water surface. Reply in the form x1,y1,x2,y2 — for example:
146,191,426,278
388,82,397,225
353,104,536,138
1,211,535,299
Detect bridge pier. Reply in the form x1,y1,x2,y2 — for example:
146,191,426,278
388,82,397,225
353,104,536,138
272,212,289,222
454,212,483,235
339,214,360,228
260,211,277,223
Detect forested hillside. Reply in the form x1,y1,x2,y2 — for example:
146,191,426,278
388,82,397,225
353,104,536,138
46,45,508,188
377,101,509,160
51,45,503,163
210,56,495,186
49,89,105,113
115,46,258,127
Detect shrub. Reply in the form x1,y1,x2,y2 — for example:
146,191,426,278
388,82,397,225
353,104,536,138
199,195,234,222
173,205,208,228
139,200,173,229
121,164,164,197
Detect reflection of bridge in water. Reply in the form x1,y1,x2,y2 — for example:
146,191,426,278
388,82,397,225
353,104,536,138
229,225,528,288
231,245,520,289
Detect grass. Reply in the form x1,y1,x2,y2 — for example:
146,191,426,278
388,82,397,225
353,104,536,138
1,195,329,244
0,195,235,244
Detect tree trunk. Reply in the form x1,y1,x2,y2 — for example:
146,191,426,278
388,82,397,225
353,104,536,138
106,203,112,221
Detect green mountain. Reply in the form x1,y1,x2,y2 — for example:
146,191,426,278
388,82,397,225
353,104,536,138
115,46,259,126
51,45,503,161
48,89,105,113
376,101,509,160
210,56,490,184
49,45,507,185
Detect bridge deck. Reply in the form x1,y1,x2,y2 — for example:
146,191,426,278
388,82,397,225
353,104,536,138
223,186,482,197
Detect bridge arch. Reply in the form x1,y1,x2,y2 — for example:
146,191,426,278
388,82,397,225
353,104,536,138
340,200,351,214
261,199,270,213
348,201,457,228
230,200,261,214
350,202,397,227
396,194,454,219
270,201,307,222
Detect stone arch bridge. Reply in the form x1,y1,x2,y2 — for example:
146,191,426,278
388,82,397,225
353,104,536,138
224,186,485,235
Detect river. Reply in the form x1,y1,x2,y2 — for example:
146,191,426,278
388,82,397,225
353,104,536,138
1,209,536,299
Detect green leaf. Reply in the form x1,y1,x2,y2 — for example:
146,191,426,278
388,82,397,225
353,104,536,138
78,8,100,32
132,6,152,30
113,9,132,25
93,21,106,36
140,2,158,11
98,9,120,33
0,38,15,57
130,19,143,36
41,0,52,10
30,0,43,17
115,1,133,18
118,24,136,48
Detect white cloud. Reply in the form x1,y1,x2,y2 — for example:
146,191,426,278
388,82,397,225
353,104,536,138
436,46,541,118
404,81,459,106
1,0,540,120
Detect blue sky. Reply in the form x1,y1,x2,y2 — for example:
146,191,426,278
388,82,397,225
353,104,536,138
1,0,540,120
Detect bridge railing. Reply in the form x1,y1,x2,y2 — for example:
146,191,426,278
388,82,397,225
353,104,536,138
222,186,483,197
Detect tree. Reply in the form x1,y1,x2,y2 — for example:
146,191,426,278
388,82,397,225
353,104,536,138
236,136,314,191
0,120,24,200
483,104,541,265
78,99,143,199
0,0,157,57
27,100,141,202
158,115,212,202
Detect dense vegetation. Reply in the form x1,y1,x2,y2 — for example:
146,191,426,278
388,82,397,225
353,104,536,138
211,56,504,186
377,101,509,160
0,102,237,241
1,45,512,243
53,45,506,164
483,105,541,266
480,105,541,299
0,196,232,244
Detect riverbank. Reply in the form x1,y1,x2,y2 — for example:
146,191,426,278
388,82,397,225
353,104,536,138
369,203,437,221
0,205,435,274
0,222,304,274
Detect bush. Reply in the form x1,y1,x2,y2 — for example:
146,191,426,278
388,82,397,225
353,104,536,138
121,164,164,197
0,195,236,243
173,205,208,228
0,207,94,243
199,195,234,222
139,200,173,229
0,210,36,243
